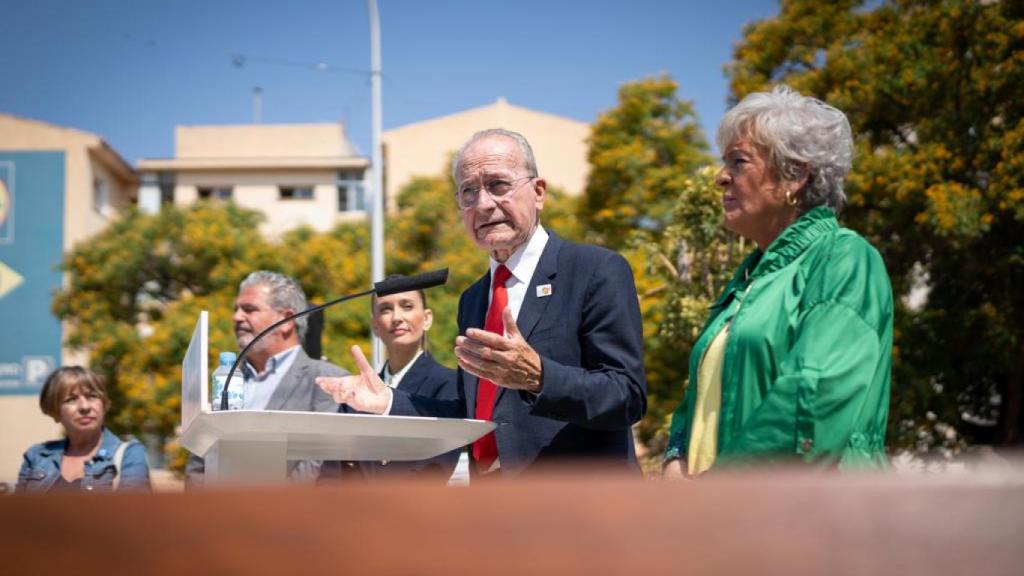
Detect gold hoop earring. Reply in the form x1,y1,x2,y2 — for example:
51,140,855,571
786,188,800,207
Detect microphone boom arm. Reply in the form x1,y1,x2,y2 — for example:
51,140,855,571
219,268,448,410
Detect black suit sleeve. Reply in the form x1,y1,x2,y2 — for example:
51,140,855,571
527,251,647,430
390,384,466,418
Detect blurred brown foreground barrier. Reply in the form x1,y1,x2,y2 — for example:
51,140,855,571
2,467,1022,575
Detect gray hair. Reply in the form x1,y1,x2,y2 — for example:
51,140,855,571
717,85,853,212
451,128,539,183
239,271,308,340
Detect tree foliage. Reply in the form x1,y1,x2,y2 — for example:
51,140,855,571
581,75,712,250
578,76,721,468
728,0,1024,453
627,168,747,464
53,204,277,444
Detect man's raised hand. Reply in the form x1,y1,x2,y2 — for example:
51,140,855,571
316,345,392,414
455,307,543,394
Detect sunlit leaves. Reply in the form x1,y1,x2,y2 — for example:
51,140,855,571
578,76,716,467
582,75,711,250
728,0,1024,450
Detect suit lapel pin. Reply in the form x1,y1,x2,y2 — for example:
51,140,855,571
536,284,553,298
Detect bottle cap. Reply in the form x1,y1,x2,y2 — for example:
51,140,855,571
219,351,238,365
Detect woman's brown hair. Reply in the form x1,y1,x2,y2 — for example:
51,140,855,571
38,366,110,420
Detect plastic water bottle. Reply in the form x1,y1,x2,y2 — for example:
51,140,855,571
211,352,244,410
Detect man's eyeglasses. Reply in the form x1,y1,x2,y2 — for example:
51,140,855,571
455,175,534,208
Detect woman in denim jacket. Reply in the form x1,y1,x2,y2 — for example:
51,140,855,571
16,366,150,492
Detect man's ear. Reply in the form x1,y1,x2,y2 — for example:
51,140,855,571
533,177,547,210
281,308,297,336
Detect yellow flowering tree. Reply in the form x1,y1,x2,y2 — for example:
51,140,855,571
728,0,1024,452
53,203,277,456
578,76,717,468
581,75,711,249
623,168,746,466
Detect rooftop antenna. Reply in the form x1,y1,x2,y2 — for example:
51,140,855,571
252,86,263,124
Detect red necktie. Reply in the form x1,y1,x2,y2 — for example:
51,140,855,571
472,264,512,473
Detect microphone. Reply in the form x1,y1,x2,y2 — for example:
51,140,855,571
219,268,449,410
373,268,449,297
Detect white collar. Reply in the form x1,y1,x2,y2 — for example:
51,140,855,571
382,349,423,389
490,225,549,286
244,344,300,380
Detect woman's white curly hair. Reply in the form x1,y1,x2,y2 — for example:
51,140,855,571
717,85,854,212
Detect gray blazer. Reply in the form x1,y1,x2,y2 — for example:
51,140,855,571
264,347,344,413
185,347,345,486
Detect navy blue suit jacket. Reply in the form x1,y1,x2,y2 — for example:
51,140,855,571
391,232,647,476
322,351,460,482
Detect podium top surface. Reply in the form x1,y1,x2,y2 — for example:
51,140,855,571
180,410,495,462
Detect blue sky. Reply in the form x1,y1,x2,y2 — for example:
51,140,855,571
0,0,779,163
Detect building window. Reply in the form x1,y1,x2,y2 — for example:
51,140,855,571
279,186,314,200
197,186,233,201
337,171,366,212
93,177,109,215
159,172,176,205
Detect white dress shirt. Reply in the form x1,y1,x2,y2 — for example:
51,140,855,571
478,225,549,476
488,225,550,326
241,345,300,410
382,349,423,388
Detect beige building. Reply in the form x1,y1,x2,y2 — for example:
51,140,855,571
0,113,136,487
138,123,370,237
0,114,137,248
138,101,589,233
382,97,590,209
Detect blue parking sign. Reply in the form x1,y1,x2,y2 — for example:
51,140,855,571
0,152,64,395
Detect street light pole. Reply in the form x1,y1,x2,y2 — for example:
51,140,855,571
369,0,385,369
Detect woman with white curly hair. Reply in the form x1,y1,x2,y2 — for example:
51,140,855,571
663,85,893,477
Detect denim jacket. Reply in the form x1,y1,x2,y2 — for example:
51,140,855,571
16,427,151,493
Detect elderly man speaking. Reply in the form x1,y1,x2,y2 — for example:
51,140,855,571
319,128,646,478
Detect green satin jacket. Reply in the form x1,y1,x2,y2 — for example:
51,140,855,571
665,206,893,469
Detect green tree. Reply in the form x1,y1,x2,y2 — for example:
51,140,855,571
278,222,373,370
581,75,711,250
628,168,747,467
579,76,716,469
53,204,277,452
728,0,1024,452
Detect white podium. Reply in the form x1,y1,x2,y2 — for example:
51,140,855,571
180,312,494,483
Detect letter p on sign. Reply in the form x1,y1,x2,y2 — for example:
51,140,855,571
24,356,56,387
